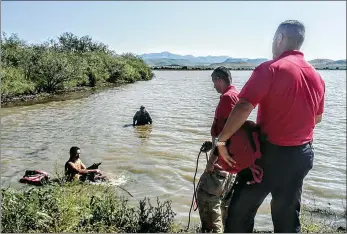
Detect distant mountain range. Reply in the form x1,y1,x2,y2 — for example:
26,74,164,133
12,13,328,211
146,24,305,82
138,51,346,69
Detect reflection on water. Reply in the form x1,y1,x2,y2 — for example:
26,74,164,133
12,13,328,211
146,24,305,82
1,70,346,229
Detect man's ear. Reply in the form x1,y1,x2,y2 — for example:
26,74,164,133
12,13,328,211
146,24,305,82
276,33,284,45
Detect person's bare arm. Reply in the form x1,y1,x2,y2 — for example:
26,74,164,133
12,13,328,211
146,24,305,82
67,162,99,174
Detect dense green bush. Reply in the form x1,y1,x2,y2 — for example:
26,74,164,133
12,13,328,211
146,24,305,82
1,66,35,95
1,32,154,96
1,183,345,233
1,184,178,233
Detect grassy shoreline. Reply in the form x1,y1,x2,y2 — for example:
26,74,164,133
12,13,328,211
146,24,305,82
1,182,345,233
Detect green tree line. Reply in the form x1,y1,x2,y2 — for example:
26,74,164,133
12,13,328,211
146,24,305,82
1,32,154,96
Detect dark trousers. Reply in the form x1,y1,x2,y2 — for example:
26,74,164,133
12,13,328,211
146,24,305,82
224,141,314,233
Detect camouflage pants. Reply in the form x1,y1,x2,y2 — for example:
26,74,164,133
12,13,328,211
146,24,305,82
196,171,235,233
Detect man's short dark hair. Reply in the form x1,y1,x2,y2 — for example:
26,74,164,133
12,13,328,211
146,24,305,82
211,66,232,84
278,20,305,50
69,146,80,158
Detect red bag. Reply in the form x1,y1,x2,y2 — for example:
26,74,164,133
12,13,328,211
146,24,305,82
218,120,264,184
19,170,50,186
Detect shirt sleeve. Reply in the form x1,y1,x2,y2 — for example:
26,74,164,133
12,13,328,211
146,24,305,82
238,63,274,107
218,95,238,119
211,93,238,137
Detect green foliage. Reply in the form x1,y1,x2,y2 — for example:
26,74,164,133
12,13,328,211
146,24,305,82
1,184,178,233
28,50,85,93
1,66,35,95
121,53,154,81
57,32,109,53
1,32,153,96
1,184,345,233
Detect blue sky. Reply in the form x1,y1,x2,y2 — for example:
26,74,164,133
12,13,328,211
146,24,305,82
2,1,346,60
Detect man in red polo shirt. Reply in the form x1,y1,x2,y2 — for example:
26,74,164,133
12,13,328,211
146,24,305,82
215,20,325,233
196,66,239,233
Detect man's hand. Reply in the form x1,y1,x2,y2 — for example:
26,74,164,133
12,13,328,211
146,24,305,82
94,169,101,174
217,145,236,167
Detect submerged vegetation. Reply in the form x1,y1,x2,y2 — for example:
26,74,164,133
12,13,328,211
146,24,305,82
1,32,154,103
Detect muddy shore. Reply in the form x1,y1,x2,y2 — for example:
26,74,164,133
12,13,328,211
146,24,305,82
1,82,124,108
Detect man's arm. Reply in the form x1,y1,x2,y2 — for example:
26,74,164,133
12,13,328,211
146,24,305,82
315,81,325,125
146,112,153,124
218,99,254,141
217,64,274,166
133,112,139,126
67,162,99,174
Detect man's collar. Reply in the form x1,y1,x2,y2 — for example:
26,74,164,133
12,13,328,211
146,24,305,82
221,85,234,96
278,50,304,59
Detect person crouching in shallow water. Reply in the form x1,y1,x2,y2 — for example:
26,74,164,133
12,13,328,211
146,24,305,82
216,20,325,233
196,66,239,233
65,146,101,182
133,105,153,126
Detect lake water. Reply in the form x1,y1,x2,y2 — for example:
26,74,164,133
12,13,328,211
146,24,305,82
1,70,346,230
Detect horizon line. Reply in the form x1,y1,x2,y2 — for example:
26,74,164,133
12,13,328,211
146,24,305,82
136,51,346,61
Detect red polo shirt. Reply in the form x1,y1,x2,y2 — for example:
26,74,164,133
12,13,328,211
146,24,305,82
211,85,239,137
238,50,325,146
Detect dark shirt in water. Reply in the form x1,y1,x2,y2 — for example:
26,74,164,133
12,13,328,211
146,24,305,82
133,110,152,126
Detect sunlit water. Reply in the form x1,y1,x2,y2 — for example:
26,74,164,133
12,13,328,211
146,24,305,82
1,70,346,230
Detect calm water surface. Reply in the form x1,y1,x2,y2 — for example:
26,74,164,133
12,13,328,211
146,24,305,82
1,70,346,229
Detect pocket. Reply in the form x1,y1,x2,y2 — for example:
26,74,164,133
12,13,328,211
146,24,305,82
199,171,228,197
299,143,314,174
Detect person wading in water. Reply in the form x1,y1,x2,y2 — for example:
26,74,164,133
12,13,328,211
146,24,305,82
133,105,153,126
65,146,102,182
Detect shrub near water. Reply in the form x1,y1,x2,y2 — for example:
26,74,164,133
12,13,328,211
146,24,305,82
1,183,178,233
1,32,154,96
1,66,36,96
1,183,346,233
